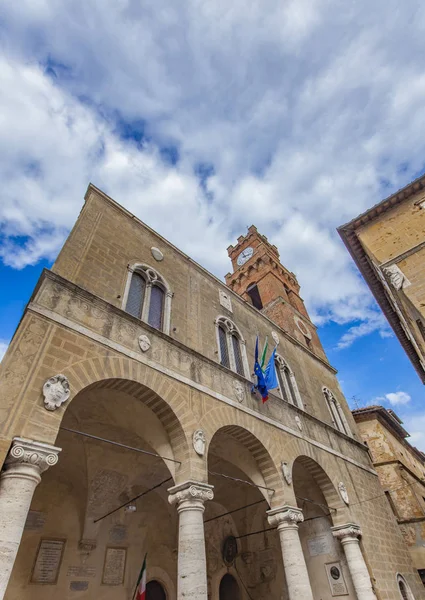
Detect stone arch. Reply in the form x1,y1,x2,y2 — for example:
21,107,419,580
292,454,349,525
203,408,285,506
55,355,194,482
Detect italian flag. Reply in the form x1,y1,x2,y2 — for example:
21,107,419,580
135,555,147,600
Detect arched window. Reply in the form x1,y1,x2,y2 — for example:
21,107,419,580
323,387,350,436
246,282,263,310
219,573,241,600
275,355,303,409
146,579,167,600
215,317,248,377
397,574,415,600
123,264,171,334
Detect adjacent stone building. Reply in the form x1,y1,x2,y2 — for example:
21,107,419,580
338,174,425,383
352,406,425,587
0,184,423,600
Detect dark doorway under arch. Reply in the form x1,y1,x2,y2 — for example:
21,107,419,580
147,579,167,600
219,573,241,600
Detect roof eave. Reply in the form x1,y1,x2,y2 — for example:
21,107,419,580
338,227,425,384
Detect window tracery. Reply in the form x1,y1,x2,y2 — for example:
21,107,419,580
323,387,350,435
123,264,172,334
274,355,303,409
215,317,248,377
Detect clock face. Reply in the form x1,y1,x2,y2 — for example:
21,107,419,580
237,246,254,266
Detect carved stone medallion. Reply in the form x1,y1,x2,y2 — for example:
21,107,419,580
193,429,206,456
233,381,245,403
43,374,70,411
151,247,164,261
138,334,151,352
271,331,280,346
338,482,349,505
295,415,303,431
281,461,292,485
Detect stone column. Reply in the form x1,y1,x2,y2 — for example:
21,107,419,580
267,505,314,600
168,480,214,600
0,437,61,599
332,523,376,600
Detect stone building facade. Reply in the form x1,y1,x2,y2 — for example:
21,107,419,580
352,406,425,587
338,174,425,383
0,183,423,600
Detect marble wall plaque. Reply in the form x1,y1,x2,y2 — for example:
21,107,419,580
67,566,96,578
102,547,127,586
24,510,46,531
31,538,65,584
325,562,348,596
70,581,89,591
307,534,333,556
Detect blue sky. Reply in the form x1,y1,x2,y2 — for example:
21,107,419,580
0,0,424,448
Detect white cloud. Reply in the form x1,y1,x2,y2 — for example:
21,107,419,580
398,412,425,453
381,391,412,406
0,341,9,362
1,1,425,347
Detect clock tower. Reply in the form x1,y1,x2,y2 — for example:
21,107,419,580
225,225,327,360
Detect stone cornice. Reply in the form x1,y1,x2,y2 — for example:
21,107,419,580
27,297,376,475
5,437,61,474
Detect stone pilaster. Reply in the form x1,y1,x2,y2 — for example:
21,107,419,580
332,523,376,600
0,437,61,600
168,481,214,600
267,505,314,600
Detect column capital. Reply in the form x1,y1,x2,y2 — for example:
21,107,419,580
331,523,362,541
4,437,61,475
168,481,214,508
267,505,304,529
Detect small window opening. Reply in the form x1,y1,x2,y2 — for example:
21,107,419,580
246,283,263,310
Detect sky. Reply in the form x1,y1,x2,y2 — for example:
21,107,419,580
0,0,424,449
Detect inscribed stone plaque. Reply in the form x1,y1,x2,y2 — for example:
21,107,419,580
308,534,333,557
67,566,96,578
70,581,89,591
325,562,348,596
102,547,127,585
31,538,65,584
25,511,46,531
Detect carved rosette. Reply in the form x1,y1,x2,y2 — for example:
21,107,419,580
5,437,61,475
267,505,304,529
331,523,362,542
168,481,214,509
